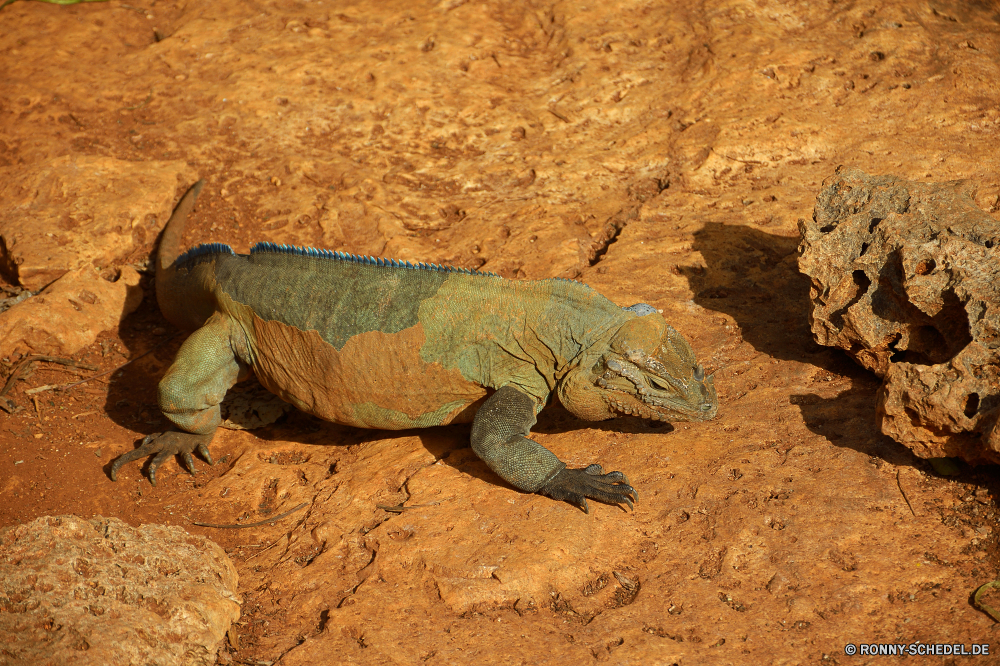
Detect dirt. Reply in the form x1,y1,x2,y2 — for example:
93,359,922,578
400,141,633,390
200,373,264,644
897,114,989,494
2,0,1000,664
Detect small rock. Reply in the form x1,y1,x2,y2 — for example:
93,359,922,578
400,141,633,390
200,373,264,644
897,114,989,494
0,266,143,360
220,376,294,430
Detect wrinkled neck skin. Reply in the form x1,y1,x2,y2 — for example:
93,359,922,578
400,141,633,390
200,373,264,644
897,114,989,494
487,280,634,403
556,313,719,424
556,330,621,420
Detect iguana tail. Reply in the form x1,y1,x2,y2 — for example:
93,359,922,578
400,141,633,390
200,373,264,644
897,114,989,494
156,180,205,328
157,180,204,273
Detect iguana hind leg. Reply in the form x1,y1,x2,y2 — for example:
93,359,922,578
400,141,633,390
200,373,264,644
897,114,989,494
470,385,638,512
111,313,248,485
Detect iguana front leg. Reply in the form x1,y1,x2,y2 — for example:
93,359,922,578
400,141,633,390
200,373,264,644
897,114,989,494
471,385,638,512
111,313,247,485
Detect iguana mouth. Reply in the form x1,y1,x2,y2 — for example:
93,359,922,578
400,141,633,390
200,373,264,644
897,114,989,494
596,356,716,421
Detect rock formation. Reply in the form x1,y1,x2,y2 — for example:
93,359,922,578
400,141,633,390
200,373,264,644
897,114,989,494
799,166,1000,463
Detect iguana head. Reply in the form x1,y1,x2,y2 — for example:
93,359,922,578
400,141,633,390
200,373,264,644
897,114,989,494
557,309,718,423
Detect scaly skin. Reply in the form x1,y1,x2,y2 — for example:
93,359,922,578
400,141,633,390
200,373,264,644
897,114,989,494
111,181,718,511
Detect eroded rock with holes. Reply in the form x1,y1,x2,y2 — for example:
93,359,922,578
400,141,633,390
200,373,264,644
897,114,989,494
0,515,240,666
798,166,1000,463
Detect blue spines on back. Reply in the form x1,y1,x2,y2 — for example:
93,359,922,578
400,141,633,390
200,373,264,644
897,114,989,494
624,303,658,316
176,240,594,286
249,241,501,278
176,243,236,267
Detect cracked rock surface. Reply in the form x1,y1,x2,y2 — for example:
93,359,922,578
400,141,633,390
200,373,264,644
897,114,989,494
0,156,195,292
799,167,1000,463
0,515,240,666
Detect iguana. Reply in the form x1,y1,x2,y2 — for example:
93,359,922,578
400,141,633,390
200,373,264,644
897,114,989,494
111,181,718,511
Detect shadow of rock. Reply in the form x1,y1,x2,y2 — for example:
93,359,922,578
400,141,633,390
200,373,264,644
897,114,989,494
685,222,835,366
686,222,1000,489
791,384,923,469
685,222,930,467
794,384,1000,497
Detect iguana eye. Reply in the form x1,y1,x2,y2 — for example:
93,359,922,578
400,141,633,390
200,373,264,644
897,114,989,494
649,375,674,391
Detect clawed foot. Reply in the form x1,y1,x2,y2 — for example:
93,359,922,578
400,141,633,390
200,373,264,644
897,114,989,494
110,430,215,486
540,464,638,513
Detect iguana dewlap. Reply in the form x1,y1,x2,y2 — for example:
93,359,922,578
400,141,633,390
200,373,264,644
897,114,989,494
111,182,718,511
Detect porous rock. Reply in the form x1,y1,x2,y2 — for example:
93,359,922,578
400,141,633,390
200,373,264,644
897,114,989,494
798,166,1000,463
0,515,240,666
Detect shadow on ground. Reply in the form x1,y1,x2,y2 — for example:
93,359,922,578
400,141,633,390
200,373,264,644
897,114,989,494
684,221,820,364
682,221,933,469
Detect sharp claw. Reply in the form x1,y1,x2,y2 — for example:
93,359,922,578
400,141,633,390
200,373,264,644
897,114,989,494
110,430,217,485
149,450,173,486
113,446,154,481
540,466,638,513
196,443,214,465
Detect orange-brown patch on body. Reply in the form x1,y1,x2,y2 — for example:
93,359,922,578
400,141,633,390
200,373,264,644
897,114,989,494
246,315,487,429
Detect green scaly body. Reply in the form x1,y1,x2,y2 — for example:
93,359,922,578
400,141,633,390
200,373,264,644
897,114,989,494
112,182,718,511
